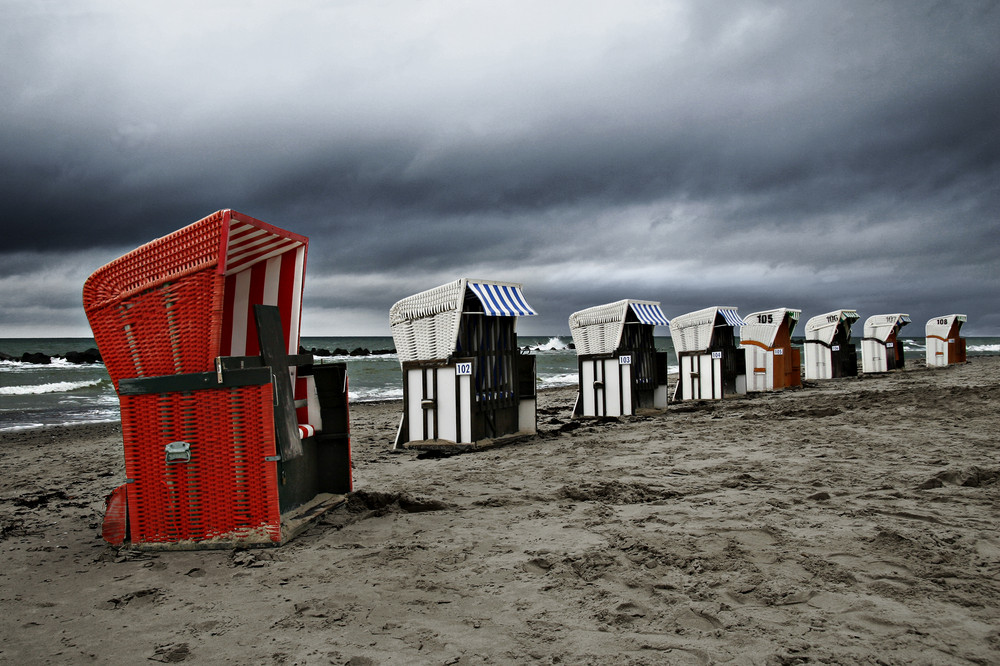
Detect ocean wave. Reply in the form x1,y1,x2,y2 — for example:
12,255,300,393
0,416,119,433
527,337,571,352
315,353,399,363
969,343,1000,353
0,379,103,396
538,373,579,387
350,387,405,402
0,357,87,369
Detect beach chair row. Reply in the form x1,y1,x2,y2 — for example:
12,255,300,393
82,210,967,550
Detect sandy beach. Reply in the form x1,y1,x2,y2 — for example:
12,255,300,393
2,356,998,665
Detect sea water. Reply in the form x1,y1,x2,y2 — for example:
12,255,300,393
0,335,610,430
2,335,998,432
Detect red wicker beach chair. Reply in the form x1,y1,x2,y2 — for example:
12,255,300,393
84,210,351,548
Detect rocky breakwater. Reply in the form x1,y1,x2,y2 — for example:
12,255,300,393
0,348,103,364
300,346,396,357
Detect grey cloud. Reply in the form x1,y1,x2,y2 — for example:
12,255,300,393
1,1,998,335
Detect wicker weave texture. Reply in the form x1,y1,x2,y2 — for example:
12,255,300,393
569,300,629,356
805,310,859,345
390,279,465,363
863,314,910,343
84,215,227,387
83,209,309,386
925,314,966,339
120,384,281,545
392,310,462,363
669,307,722,353
83,211,227,312
740,309,800,348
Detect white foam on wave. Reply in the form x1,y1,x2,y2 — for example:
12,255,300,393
315,353,399,363
969,343,1000,353
0,379,103,396
0,416,119,433
528,337,570,351
538,373,579,387
0,357,80,368
350,387,405,402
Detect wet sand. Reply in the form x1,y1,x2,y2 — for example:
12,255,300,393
1,357,999,664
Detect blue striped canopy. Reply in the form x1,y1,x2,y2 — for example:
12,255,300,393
719,308,745,327
468,281,537,317
630,302,670,326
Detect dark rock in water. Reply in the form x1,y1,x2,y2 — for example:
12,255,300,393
568,343,576,349
299,345,307,355
349,347,370,356
310,347,332,356
65,348,102,364
0,351,15,362
333,348,349,356
370,349,395,355
21,352,52,365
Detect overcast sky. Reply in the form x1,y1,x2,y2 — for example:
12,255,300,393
2,0,998,338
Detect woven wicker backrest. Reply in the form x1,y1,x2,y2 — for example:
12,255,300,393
669,307,721,353
390,279,466,363
569,300,629,356
570,299,668,356
925,314,966,339
805,310,859,345
83,210,308,387
741,308,801,348
863,313,910,343
390,278,538,364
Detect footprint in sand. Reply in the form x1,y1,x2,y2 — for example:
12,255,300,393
974,538,1000,563
828,553,912,580
806,591,861,613
148,643,190,663
726,528,778,549
615,601,649,618
674,608,723,633
521,557,553,574
97,588,163,610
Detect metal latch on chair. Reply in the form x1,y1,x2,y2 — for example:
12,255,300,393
165,441,191,463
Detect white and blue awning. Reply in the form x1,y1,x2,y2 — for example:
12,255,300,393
630,302,670,326
719,307,744,328
468,281,537,317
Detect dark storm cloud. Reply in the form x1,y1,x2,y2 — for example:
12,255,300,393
1,0,998,335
